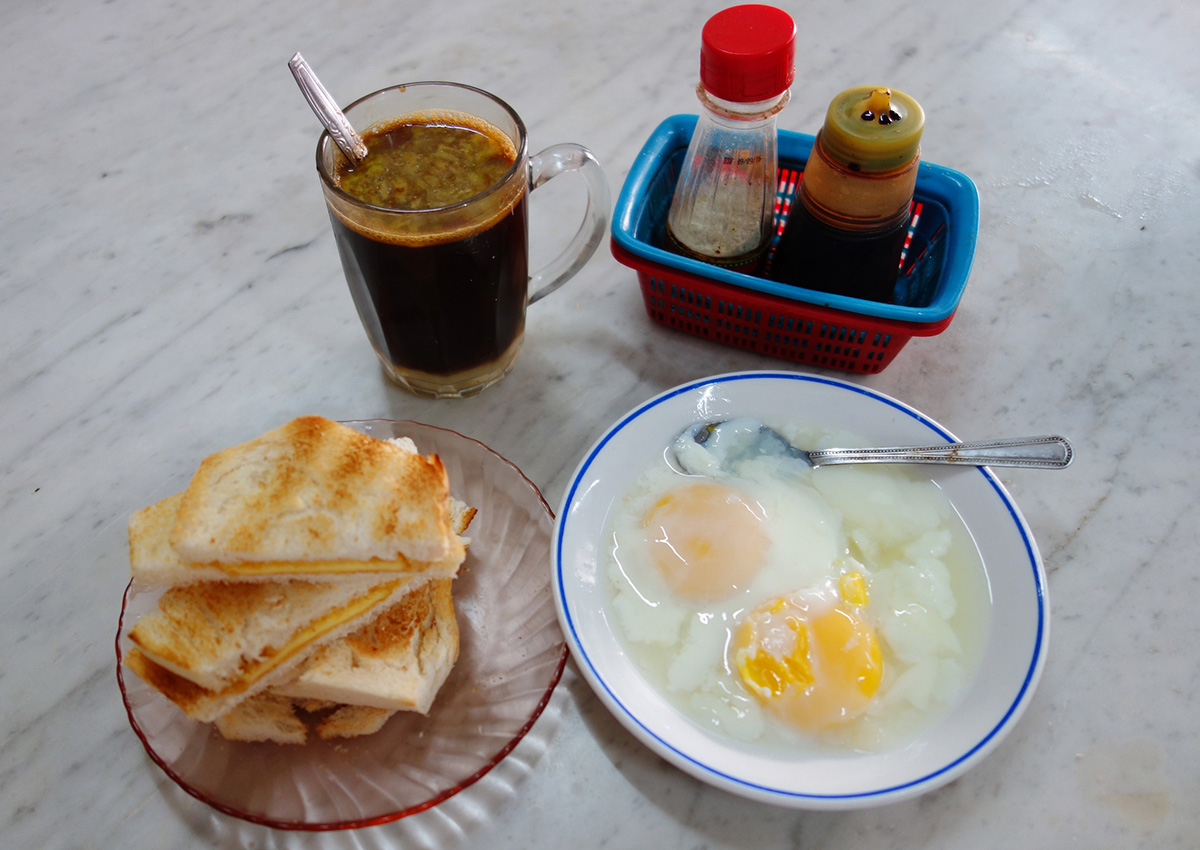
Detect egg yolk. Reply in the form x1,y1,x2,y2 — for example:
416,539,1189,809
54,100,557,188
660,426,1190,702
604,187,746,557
732,578,883,731
642,482,768,603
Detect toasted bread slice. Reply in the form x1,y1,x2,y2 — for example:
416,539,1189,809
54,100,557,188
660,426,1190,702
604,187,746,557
128,494,194,585
129,492,465,586
124,577,415,721
212,694,394,742
214,692,307,744
315,704,396,739
127,577,406,691
390,435,477,545
170,416,460,566
447,498,477,549
273,578,458,714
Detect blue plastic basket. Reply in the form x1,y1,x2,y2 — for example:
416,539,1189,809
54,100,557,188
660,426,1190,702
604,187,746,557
611,115,980,372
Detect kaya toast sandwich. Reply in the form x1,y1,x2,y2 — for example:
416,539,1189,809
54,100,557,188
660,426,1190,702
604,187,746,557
223,568,463,742
128,416,466,585
124,417,472,726
217,437,475,741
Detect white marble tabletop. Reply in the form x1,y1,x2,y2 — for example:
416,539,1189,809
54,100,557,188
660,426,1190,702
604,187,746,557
2,0,1197,847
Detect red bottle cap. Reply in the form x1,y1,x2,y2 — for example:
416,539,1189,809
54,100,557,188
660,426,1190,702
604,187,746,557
700,5,796,103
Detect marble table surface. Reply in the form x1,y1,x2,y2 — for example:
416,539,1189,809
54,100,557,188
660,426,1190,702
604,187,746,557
2,0,1197,847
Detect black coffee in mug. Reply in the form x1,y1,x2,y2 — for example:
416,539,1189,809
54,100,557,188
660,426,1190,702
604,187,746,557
329,115,527,381
316,82,610,399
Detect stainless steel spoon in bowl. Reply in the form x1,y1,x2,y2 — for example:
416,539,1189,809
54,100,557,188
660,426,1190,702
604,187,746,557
671,418,1072,476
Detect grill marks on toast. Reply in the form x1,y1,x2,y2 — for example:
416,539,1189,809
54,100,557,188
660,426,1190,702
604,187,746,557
170,417,457,565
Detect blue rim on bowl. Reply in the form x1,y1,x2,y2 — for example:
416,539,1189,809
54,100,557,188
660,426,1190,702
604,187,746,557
552,371,1048,809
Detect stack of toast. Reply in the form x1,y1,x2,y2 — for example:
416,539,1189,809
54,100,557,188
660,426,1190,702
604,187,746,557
123,416,476,744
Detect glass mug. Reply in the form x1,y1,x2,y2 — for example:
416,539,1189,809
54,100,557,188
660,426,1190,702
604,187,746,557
317,82,610,398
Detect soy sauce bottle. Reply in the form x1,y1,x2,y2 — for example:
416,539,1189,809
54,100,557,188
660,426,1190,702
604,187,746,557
770,86,924,302
665,5,796,272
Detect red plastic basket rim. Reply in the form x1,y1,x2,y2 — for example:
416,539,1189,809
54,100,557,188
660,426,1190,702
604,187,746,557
612,239,955,338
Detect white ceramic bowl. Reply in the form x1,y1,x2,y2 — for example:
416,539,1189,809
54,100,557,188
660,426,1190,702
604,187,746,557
552,371,1048,809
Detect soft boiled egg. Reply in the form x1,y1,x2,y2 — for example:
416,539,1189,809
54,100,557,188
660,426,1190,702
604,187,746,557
733,577,883,731
639,481,769,603
605,418,983,752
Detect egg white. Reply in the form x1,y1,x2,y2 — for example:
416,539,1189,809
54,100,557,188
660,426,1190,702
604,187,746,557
605,421,988,753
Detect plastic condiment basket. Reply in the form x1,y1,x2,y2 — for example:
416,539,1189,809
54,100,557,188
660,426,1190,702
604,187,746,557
611,115,979,373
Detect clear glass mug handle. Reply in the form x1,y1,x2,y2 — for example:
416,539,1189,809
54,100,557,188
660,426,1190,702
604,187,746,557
526,144,611,305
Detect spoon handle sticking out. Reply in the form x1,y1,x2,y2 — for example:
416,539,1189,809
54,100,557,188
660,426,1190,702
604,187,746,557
288,52,368,166
808,435,1073,469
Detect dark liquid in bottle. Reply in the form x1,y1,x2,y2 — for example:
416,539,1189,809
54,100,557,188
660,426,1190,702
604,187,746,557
770,200,908,304
329,196,529,376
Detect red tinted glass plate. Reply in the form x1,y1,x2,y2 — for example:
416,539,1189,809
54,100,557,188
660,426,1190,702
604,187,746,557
116,420,566,830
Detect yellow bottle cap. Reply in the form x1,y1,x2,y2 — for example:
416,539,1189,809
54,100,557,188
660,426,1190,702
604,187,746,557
818,85,924,173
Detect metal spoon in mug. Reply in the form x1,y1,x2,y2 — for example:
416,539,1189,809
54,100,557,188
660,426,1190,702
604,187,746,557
288,52,368,166
671,418,1073,476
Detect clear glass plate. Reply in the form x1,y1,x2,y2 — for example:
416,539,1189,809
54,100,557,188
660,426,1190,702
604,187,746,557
116,420,567,830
